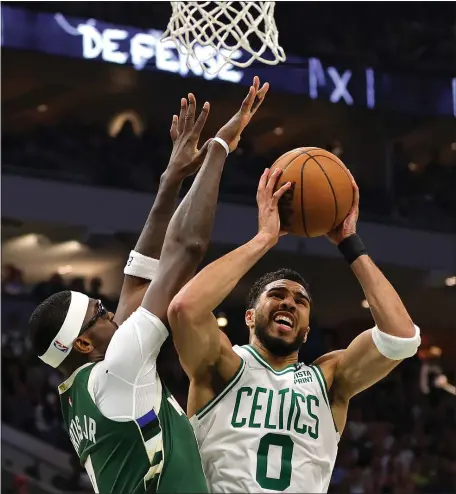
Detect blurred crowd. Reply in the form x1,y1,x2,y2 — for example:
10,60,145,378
2,263,113,307
3,122,455,233
2,266,455,494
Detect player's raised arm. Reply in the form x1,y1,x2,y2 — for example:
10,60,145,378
168,169,291,384
115,97,212,324
94,79,269,386
319,173,421,402
141,77,270,324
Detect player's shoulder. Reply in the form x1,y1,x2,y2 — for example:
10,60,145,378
312,349,345,367
311,350,345,390
230,343,252,363
128,306,168,332
58,362,96,395
107,307,169,352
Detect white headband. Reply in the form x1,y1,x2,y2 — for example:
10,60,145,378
39,291,90,368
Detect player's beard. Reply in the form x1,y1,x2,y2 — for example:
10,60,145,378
254,311,305,357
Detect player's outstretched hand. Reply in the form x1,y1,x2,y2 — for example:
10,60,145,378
216,76,269,152
326,170,359,245
167,94,211,181
257,168,291,242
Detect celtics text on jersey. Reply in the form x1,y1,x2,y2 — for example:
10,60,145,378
191,345,339,493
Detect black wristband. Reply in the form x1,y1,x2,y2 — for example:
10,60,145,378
337,234,367,264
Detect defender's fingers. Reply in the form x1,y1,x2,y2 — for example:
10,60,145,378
170,115,179,141
178,98,187,134
184,93,197,132
240,86,256,114
192,102,210,138
251,82,270,115
253,76,260,93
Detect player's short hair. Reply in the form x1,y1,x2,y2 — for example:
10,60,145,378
247,268,311,309
29,291,72,357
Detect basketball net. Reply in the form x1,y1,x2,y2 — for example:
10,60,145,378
162,1,286,75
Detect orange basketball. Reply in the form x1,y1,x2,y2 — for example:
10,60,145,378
271,147,354,238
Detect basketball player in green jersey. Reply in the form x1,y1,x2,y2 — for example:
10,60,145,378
28,77,269,494
168,168,421,493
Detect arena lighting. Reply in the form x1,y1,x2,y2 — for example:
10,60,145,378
57,265,73,275
445,276,456,287
217,313,228,328
429,346,442,357
361,299,370,309
42,241,89,259
273,127,284,136
108,111,144,137
5,233,49,250
50,240,86,253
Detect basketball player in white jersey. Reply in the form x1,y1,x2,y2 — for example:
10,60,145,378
168,168,421,493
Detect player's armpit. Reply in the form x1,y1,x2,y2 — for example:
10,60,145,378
114,284,148,326
168,307,221,378
331,329,400,400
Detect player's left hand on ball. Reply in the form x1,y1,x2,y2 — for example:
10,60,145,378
326,171,359,245
257,168,292,242
167,93,211,180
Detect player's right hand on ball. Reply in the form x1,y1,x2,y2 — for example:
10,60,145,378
257,168,292,242
167,93,211,181
326,170,359,245
216,76,269,152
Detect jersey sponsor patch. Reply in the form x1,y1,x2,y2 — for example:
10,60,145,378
294,363,313,384
54,340,70,353
294,367,313,385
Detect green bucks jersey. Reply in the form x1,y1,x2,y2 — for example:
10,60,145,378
191,345,339,493
59,363,208,493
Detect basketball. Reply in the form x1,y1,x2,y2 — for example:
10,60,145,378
271,147,354,238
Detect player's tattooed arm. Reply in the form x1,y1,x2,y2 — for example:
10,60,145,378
115,96,212,324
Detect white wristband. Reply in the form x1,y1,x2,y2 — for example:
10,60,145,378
124,251,159,280
212,137,230,156
371,324,421,360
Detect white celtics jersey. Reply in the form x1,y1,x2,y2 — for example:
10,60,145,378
191,344,339,493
